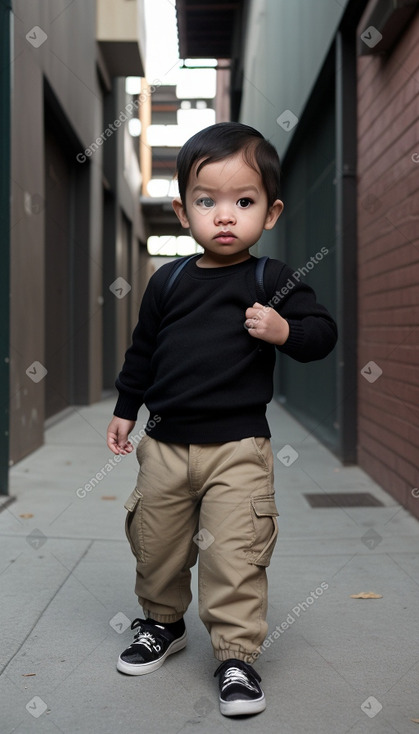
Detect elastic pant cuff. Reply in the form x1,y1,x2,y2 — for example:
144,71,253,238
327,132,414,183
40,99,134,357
214,647,259,664
143,609,185,624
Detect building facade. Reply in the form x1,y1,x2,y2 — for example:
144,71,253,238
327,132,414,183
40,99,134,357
3,0,149,476
356,3,419,517
176,0,419,518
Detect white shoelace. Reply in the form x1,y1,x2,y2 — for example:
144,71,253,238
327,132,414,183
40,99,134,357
221,667,259,693
131,630,162,653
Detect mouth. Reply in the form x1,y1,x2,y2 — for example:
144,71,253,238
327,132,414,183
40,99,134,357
214,231,237,244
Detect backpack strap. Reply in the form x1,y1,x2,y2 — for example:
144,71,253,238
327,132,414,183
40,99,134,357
255,256,269,304
161,254,200,302
161,253,269,305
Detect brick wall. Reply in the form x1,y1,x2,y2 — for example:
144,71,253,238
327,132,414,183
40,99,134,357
357,11,419,518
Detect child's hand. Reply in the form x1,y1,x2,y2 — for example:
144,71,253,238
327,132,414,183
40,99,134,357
245,302,290,345
107,416,136,455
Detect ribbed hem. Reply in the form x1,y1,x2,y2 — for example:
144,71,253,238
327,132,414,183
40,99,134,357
276,320,305,354
142,609,185,624
113,394,142,422
146,412,270,445
214,647,259,664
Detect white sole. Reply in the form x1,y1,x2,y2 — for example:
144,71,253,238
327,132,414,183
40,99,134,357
116,631,187,676
220,694,266,716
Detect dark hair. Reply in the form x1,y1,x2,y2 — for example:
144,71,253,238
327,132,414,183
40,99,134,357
175,121,281,206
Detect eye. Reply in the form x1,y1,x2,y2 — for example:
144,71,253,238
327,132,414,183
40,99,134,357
237,197,253,208
195,197,214,208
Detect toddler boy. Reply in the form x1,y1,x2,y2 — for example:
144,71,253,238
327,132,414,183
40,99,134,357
107,122,337,717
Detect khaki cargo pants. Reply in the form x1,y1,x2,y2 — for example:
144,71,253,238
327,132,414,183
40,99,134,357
124,435,279,662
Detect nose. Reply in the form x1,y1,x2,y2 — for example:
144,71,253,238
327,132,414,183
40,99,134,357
214,204,236,226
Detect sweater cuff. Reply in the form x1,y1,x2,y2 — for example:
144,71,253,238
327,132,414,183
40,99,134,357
276,320,305,354
113,394,142,422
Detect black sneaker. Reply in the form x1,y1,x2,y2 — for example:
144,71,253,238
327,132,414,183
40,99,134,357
116,618,187,675
214,658,266,716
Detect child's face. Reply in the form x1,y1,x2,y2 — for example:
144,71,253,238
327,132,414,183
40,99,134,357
173,153,283,266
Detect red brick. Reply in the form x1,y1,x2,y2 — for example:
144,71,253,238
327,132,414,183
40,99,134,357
359,118,419,179
360,416,419,467
358,446,413,513
358,78,419,154
361,244,419,281
405,488,419,520
358,14,419,120
358,261,419,294
358,228,418,267
360,400,419,445
356,6,419,518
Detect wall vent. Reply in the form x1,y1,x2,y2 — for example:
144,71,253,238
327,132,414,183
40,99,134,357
304,492,384,508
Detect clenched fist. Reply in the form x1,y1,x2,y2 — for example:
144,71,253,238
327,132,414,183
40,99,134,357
245,302,290,345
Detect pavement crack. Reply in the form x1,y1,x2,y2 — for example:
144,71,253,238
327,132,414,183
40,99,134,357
0,540,94,676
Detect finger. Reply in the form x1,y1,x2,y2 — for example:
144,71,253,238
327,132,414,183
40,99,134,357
107,433,121,455
247,323,259,338
245,318,260,332
252,302,265,310
246,308,265,322
116,437,132,454
247,310,265,324
107,431,132,455
120,441,134,453
245,307,257,319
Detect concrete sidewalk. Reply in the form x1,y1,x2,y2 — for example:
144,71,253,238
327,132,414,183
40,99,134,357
1,397,419,734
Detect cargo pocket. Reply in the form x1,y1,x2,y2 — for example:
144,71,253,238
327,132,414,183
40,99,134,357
247,495,279,567
124,486,146,563
250,436,273,474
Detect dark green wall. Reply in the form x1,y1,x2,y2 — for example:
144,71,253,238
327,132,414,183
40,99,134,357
0,0,11,492
276,85,338,450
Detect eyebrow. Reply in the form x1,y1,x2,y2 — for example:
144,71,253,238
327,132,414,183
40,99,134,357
191,184,260,194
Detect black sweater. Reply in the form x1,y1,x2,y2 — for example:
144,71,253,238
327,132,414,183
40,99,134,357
114,256,337,443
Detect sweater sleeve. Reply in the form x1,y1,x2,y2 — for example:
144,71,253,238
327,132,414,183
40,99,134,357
113,273,163,420
268,262,338,363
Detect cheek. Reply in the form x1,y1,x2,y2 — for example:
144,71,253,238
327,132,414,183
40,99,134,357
189,212,211,232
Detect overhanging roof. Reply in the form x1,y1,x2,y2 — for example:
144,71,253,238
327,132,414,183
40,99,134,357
140,197,185,238
96,0,146,77
175,0,244,58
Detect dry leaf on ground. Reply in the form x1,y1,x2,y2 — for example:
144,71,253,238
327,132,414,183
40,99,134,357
19,513,34,518
350,592,383,599
101,496,117,500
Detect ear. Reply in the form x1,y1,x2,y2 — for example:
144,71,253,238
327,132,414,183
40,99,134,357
264,199,284,230
172,197,190,228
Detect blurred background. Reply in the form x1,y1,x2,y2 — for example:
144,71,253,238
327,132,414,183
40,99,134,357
0,0,418,518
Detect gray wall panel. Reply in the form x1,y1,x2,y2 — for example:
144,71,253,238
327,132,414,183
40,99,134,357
240,0,349,158
10,1,145,462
